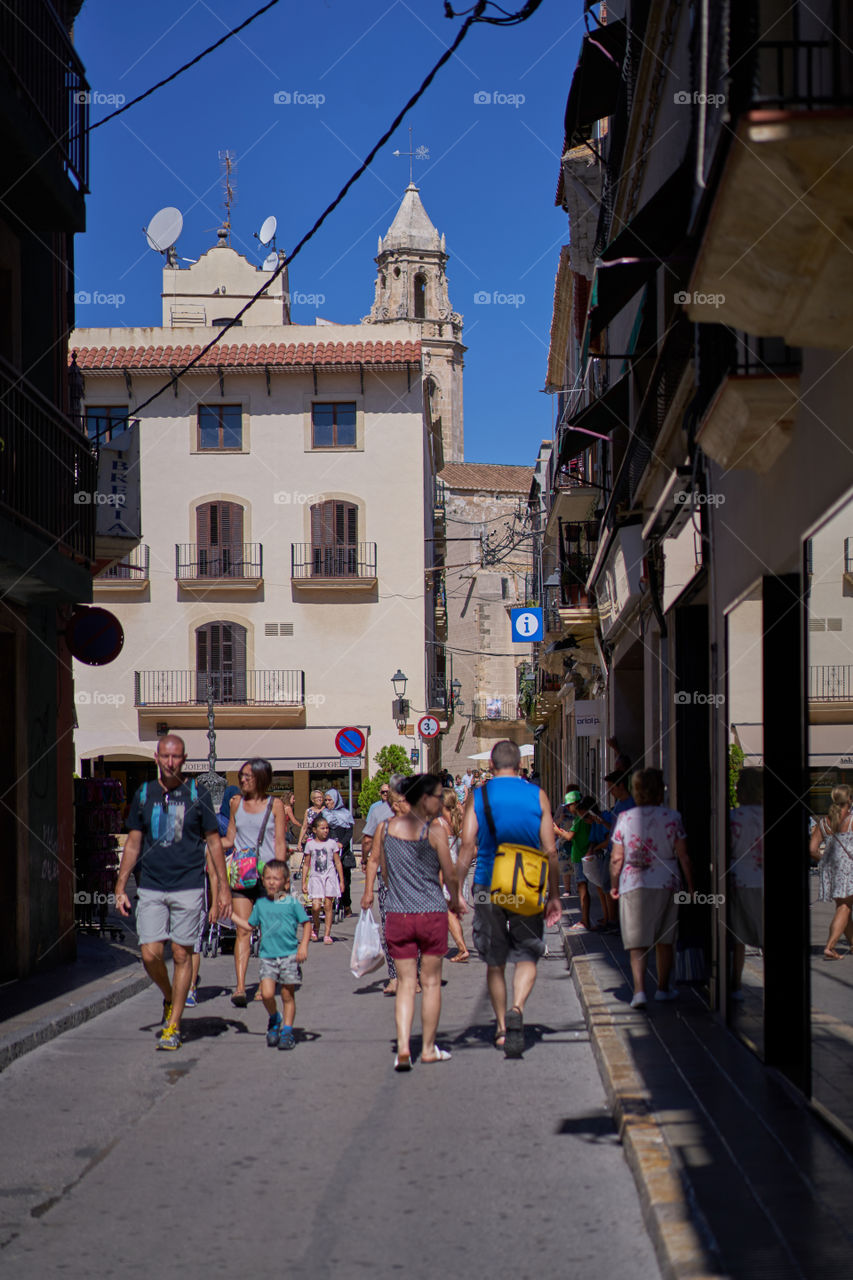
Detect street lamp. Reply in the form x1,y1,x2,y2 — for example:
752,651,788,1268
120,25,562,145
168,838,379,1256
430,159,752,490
391,669,408,697
450,677,462,709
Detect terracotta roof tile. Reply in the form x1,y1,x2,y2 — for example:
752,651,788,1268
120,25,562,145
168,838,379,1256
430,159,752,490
72,339,422,372
439,463,533,493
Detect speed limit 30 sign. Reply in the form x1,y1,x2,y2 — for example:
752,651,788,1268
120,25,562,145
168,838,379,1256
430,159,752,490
417,715,441,740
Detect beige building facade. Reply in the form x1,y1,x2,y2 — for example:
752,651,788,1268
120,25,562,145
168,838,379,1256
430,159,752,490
71,188,457,811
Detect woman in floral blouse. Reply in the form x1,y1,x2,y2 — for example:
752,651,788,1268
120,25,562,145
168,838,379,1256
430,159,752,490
610,768,694,1009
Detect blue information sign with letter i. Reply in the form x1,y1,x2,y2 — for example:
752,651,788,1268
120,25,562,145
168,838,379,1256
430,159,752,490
510,608,543,642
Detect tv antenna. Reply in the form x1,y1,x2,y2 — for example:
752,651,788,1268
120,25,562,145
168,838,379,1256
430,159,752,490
218,149,237,245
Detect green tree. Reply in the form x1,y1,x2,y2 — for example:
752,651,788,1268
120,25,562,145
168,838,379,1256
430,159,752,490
728,742,745,809
357,745,413,816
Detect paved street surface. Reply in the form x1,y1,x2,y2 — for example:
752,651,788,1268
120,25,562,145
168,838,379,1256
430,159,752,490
0,913,660,1279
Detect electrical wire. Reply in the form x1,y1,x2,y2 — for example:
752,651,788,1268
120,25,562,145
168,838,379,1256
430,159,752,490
96,0,543,422
83,0,284,135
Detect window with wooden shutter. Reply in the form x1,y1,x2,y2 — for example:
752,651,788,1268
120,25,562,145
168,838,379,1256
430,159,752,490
309,500,358,576
196,502,244,577
196,622,247,703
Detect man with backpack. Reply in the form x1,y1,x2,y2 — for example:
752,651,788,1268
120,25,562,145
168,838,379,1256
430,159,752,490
456,740,561,1058
115,734,232,1050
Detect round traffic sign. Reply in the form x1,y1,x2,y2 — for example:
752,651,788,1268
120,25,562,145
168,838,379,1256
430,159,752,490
335,726,366,756
65,606,124,666
418,715,440,740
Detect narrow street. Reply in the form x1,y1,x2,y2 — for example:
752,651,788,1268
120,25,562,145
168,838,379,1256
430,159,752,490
1,908,660,1279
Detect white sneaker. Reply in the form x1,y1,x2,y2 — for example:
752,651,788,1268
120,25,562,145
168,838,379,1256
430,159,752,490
654,987,679,1002
630,991,647,1009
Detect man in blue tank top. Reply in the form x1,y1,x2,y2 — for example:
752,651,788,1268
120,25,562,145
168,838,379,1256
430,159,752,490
457,740,560,1058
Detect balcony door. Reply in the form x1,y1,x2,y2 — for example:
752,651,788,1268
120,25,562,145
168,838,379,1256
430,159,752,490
196,622,247,703
197,501,244,577
310,499,358,577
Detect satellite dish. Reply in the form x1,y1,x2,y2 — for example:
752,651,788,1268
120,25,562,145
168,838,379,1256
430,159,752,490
258,215,277,246
145,206,183,253
262,251,278,271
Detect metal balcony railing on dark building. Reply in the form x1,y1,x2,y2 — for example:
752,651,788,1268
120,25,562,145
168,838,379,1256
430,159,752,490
98,544,149,580
291,542,377,580
0,353,96,560
427,678,448,712
134,670,305,707
0,2,90,192
176,543,263,579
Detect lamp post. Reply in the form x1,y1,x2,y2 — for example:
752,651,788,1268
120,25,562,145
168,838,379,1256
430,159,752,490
391,669,409,732
203,683,225,808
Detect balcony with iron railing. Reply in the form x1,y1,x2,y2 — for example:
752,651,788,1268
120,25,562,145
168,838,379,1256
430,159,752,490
291,542,377,588
0,352,96,574
134,669,306,727
427,677,449,717
0,1,89,199
176,543,263,590
472,695,523,722
688,2,853,347
810,665,853,702
95,544,149,591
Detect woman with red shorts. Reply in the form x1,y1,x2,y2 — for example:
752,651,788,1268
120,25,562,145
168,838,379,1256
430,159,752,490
362,773,462,1070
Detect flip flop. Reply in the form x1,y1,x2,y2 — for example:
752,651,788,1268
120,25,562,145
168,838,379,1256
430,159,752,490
504,1007,524,1058
421,1047,451,1063
383,982,397,997
494,1029,506,1049
824,950,843,960
230,992,247,1008
253,988,264,1001
394,1052,412,1072
323,936,334,945
450,952,470,963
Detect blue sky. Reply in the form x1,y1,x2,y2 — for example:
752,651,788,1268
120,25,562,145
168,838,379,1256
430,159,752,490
73,0,582,465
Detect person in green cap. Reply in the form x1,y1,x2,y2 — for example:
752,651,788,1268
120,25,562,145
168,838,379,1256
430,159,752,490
554,790,592,931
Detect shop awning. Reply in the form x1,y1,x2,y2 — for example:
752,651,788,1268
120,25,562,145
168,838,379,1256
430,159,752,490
563,20,626,147
587,161,694,342
808,724,853,768
556,374,629,467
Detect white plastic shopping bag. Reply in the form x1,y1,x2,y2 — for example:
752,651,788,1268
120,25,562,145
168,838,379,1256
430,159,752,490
350,908,385,978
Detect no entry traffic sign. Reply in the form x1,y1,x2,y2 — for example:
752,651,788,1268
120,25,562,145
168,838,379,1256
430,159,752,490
335,726,366,756
417,715,441,740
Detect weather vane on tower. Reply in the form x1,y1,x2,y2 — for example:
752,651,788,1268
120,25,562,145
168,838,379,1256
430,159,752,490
393,126,429,182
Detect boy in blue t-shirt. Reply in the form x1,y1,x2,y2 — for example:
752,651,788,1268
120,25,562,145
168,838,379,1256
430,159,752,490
232,859,311,1050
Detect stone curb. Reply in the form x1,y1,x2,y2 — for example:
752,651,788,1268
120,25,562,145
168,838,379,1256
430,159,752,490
561,925,727,1280
0,969,150,1075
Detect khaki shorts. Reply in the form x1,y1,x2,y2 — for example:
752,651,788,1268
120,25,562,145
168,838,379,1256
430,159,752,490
618,887,679,950
136,888,205,946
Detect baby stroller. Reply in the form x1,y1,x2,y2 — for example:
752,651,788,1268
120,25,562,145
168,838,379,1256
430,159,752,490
199,875,259,958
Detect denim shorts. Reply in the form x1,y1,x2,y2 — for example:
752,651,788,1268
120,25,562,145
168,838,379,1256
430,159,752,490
258,954,302,986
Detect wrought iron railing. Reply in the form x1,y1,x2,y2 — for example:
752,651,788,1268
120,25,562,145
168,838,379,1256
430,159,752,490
134,670,305,707
0,1,89,191
427,677,448,711
176,543,262,579
98,544,149,580
810,665,853,701
0,352,96,560
472,696,522,721
291,542,377,579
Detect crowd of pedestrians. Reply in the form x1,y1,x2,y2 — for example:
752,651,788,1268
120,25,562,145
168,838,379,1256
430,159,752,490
114,731,712,1060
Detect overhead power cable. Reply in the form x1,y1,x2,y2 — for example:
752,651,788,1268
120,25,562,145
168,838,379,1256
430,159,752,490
84,0,283,134
94,0,543,422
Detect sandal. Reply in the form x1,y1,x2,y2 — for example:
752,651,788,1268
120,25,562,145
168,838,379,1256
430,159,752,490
383,981,397,997
824,949,843,960
394,1052,412,1072
450,951,470,963
230,991,247,1008
253,988,264,1001
323,935,334,945
421,1047,451,1064
494,1029,506,1049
